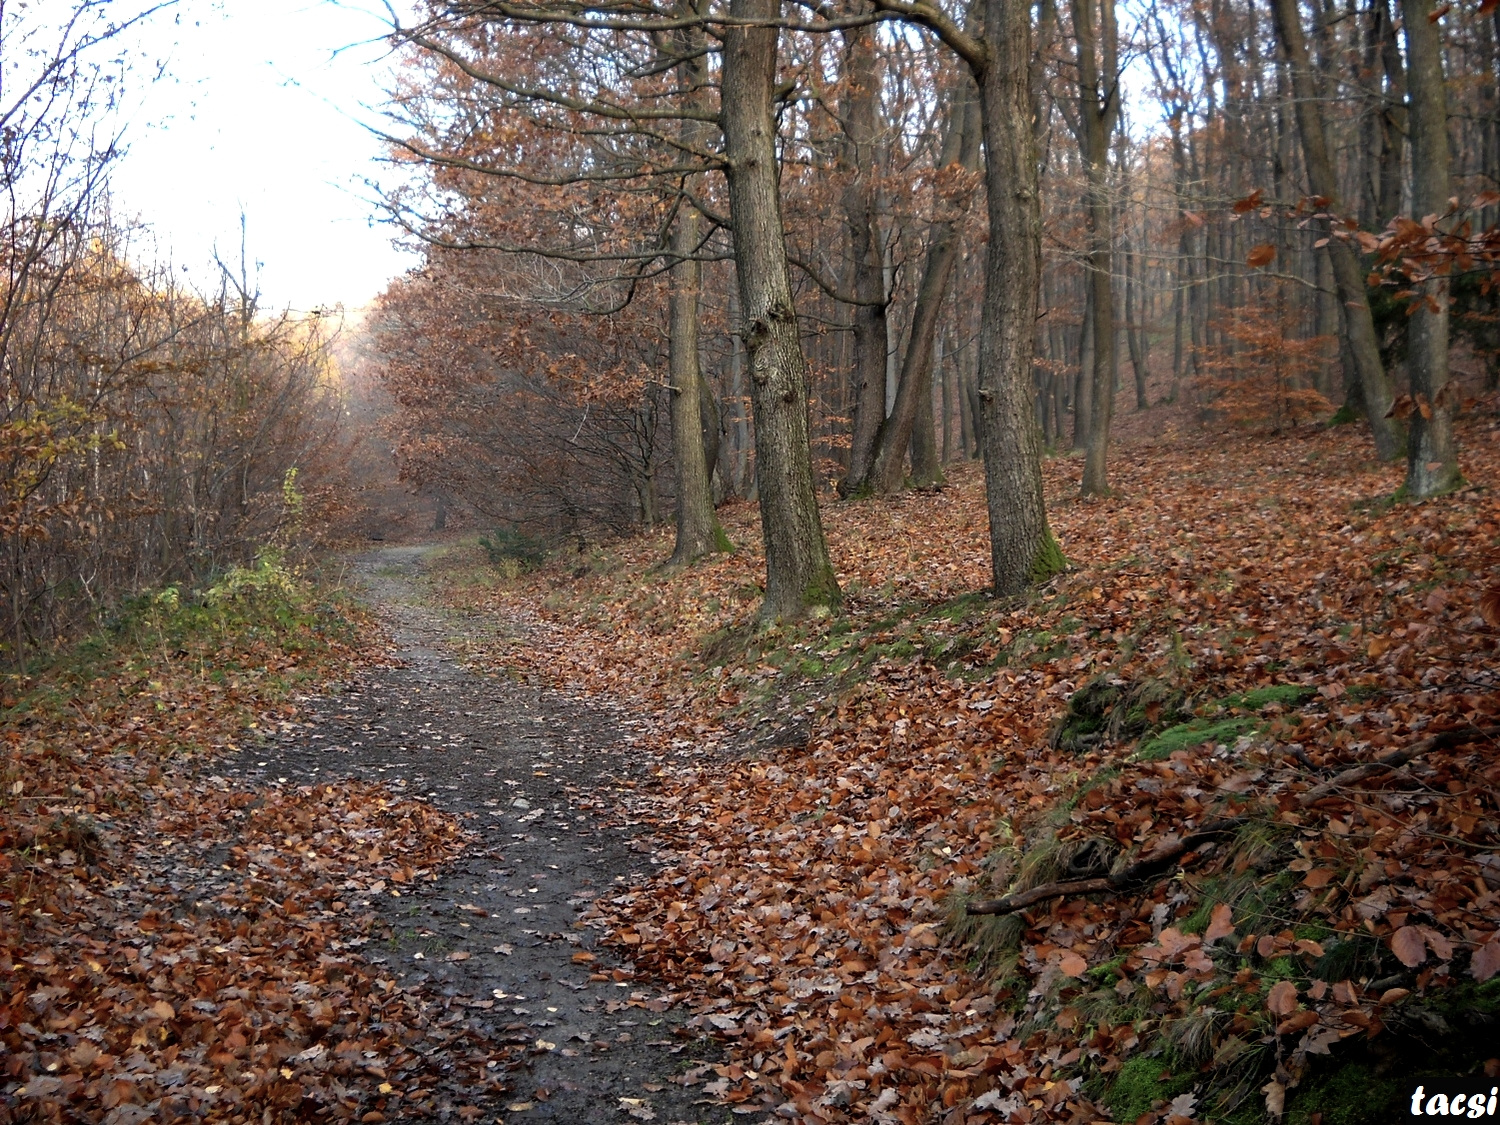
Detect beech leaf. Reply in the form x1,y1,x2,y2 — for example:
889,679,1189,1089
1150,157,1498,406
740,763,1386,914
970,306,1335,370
1471,939,1500,982
1266,980,1299,1016
1391,925,1428,968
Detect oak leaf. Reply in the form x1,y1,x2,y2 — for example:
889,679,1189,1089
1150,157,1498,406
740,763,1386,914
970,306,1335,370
1205,902,1235,944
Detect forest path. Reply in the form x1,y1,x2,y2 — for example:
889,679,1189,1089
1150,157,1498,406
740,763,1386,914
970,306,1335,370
223,545,721,1125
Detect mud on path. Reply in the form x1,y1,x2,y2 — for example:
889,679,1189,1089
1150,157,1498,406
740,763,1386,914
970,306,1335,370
223,546,728,1125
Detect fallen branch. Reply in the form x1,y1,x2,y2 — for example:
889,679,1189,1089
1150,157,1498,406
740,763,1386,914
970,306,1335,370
966,818,1244,916
966,727,1500,918
1297,726,1500,808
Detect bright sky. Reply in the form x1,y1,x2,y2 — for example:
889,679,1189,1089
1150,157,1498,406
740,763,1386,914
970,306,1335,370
109,0,419,314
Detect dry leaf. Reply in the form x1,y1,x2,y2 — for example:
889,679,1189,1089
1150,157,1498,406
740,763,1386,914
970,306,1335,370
1266,980,1299,1016
1471,939,1500,982
1247,243,1276,268
1058,952,1088,977
1205,902,1236,944
1391,925,1428,968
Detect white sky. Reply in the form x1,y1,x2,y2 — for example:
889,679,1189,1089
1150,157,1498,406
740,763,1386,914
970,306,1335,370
109,0,419,313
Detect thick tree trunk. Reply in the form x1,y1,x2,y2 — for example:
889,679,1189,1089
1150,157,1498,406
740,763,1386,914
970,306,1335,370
721,0,841,618
1270,0,1402,461
974,0,1063,593
861,77,982,495
1399,0,1461,496
837,22,890,496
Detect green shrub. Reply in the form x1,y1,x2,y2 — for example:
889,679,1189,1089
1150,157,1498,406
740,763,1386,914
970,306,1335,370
478,527,548,573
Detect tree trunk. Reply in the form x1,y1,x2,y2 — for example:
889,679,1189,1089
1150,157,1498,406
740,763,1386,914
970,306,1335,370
1125,237,1148,409
721,0,841,618
1074,0,1118,494
1270,0,1402,461
666,16,724,566
837,21,890,496
862,76,982,495
666,205,724,564
973,0,1063,593
1399,0,1461,496
1073,282,1094,450
1375,0,1408,227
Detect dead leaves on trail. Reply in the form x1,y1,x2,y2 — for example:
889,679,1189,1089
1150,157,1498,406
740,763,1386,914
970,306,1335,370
0,606,484,1123
452,417,1500,1123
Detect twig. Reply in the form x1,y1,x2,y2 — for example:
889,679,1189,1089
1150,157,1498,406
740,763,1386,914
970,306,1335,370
966,727,1500,918
1297,726,1500,808
966,817,1244,916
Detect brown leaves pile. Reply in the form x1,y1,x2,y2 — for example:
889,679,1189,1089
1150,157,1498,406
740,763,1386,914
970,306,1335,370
0,610,486,1123
458,413,1500,1124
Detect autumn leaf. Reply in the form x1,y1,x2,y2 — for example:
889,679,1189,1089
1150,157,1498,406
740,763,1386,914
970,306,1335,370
1266,980,1299,1016
1479,586,1500,628
1390,925,1428,967
1058,952,1088,977
1247,243,1276,268
1276,1009,1320,1036
1204,902,1236,944
1472,939,1500,982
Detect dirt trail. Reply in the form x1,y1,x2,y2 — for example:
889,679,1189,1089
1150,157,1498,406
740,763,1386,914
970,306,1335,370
224,546,724,1124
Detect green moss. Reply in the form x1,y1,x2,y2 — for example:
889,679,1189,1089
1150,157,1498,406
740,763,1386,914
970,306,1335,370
1029,529,1067,585
1327,403,1361,427
1134,716,1259,762
1104,1054,1197,1123
1086,953,1129,983
1286,1063,1401,1125
712,524,735,553
1225,684,1315,709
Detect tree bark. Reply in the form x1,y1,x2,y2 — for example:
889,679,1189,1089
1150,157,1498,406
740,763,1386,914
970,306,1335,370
667,205,724,564
974,0,1064,593
1270,0,1402,461
1125,236,1149,409
1399,0,1461,496
837,21,890,496
666,13,725,566
721,0,841,618
861,76,982,495
1075,0,1119,496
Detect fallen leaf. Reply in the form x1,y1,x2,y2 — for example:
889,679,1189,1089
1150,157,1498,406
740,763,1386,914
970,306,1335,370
1205,902,1235,944
1266,980,1299,1016
1391,925,1428,968
1472,939,1500,982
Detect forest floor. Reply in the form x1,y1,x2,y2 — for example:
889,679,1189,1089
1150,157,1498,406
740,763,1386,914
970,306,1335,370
429,414,1500,1125
4,414,1500,1125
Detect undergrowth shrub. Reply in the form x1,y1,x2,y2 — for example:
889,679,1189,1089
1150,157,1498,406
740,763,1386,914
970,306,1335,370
479,526,549,575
